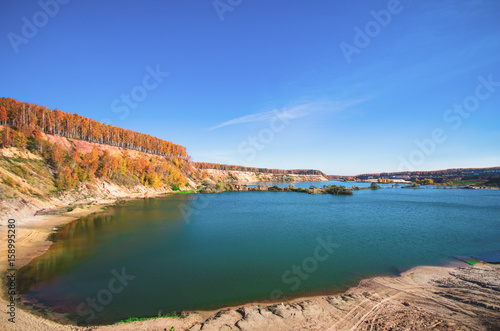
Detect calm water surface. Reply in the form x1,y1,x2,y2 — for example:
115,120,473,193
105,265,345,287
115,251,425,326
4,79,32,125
17,186,500,324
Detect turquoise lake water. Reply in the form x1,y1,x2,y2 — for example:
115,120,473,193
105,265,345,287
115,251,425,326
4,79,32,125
16,185,500,325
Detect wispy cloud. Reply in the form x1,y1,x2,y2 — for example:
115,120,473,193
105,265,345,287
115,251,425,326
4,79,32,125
209,99,366,130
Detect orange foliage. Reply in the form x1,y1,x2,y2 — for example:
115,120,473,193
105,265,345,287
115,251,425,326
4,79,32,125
194,162,324,176
0,97,188,158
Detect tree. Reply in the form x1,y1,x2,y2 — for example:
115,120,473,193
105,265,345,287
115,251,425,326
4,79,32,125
12,130,27,148
31,129,43,153
56,166,79,190
49,143,64,168
84,146,99,180
0,106,7,125
0,127,12,147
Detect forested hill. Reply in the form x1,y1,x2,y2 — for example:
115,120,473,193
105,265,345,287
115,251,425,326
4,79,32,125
353,167,500,180
194,162,326,176
0,98,330,220
0,97,327,194
0,97,187,158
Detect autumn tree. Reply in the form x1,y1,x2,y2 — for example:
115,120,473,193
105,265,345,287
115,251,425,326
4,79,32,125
84,146,99,180
12,129,27,148
49,143,64,168
56,166,79,190
0,106,7,125
0,127,12,147
0,97,188,159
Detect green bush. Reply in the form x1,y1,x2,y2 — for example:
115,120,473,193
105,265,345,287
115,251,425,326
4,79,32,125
26,137,37,153
111,172,140,187
3,176,15,187
12,165,29,178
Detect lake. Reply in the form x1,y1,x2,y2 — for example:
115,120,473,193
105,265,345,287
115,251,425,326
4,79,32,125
17,184,500,325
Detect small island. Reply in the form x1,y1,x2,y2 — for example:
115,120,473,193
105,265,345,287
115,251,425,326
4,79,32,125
199,182,353,195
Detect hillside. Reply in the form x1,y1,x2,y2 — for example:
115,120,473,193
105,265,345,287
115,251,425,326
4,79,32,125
0,135,327,222
354,167,500,180
0,96,328,221
0,137,194,222
345,167,500,187
199,168,327,183
0,97,187,158
194,162,326,177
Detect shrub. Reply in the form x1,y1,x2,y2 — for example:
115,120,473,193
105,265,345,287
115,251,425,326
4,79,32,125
26,137,37,153
3,176,15,187
55,166,79,190
145,172,162,188
12,165,29,178
325,185,353,195
111,172,140,187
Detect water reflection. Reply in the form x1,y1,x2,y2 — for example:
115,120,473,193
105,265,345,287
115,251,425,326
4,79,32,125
15,190,500,325
17,195,194,303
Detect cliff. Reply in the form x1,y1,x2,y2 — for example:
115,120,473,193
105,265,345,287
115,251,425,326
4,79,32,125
0,146,183,223
200,168,328,184
0,131,327,222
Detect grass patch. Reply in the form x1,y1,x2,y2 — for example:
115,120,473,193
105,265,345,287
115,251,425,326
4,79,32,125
110,172,141,187
3,175,16,187
11,164,29,178
3,156,14,164
114,312,183,324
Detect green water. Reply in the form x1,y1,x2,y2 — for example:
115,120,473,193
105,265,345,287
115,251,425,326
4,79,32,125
16,186,500,325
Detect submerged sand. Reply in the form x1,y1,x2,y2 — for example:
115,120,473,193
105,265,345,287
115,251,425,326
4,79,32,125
1,200,499,331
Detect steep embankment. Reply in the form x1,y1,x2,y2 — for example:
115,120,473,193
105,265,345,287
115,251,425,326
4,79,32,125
0,148,178,223
0,134,327,222
0,136,195,222
200,169,328,183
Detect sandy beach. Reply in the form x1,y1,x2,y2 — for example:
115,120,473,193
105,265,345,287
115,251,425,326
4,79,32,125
1,196,499,331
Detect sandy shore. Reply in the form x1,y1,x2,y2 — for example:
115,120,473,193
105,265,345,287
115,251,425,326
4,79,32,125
1,196,499,331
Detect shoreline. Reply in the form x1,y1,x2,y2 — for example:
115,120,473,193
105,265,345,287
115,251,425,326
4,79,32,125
0,190,175,275
1,193,499,330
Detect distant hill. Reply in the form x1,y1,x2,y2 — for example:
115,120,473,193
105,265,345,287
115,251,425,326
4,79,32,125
351,167,500,181
194,162,326,176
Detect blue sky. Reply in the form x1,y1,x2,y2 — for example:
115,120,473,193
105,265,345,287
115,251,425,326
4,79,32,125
1,0,499,175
